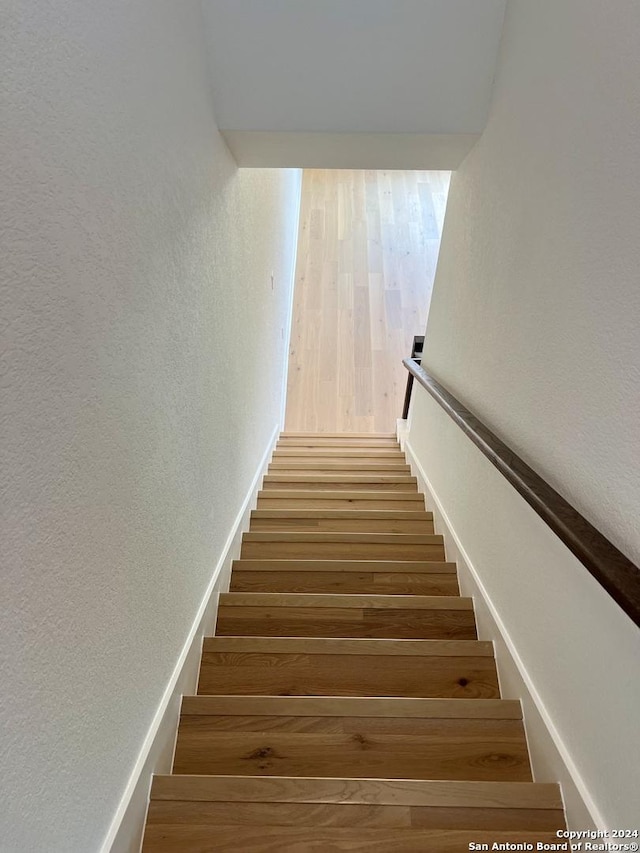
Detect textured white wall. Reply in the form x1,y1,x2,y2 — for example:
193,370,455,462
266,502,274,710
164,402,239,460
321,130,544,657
409,0,640,828
220,130,480,170
0,2,301,851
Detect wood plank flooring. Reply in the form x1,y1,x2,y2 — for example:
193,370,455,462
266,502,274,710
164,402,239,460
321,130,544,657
285,170,450,433
142,434,565,851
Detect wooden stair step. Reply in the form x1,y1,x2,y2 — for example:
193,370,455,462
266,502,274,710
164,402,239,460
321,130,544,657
181,696,522,719
273,448,406,458
146,773,565,845
250,509,434,534
172,694,532,781
216,593,475,640
270,458,409,468
277,441,401,450
257,490,425,510
151,773,562,806
143,825,562,852
274,438,403,453
145,801,564,833
262,474,418,492
146,805,563,836
219,593,472,609
232,559,454,573
269,463,412,475
198,637,499,699
281,432,398,439
268,471,415,481
146,774,565,835
230,559,459,595
268,469,413,479
240,531,445,561
276,447,402,453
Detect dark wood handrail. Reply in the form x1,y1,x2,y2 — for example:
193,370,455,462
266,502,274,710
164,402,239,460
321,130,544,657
403,357,640,628
401,336,424,419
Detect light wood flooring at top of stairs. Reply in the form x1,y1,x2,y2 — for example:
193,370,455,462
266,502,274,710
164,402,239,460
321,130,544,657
142,433,566,852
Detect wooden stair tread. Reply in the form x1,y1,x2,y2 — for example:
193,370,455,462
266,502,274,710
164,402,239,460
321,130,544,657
258,490,424,500
232,560,455,573
217,593,477,639
249,518,434,533
262,478,419,493
202,637,493,656
257,490,425,510
264,474,417,482
273,449,406,457
229,560,460,595
249,513,434,533
251,509,432,520
145,804,564,834
147,774,566,833
277,442,401,450
281,433,398,438
198,638,499,698
240,531,445,563
181,696,522,719
216,618,475,641
172,738,532,783
199,636,497,697
278,439,401,446
219,593,471,610
173,698,532,780
274,446,402,453
268,469,414,477
143,826,562,851
270,459,410,465
150,775,562,809
269,459,411,476
243,532,442,543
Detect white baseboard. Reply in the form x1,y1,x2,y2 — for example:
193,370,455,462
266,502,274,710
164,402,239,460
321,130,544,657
402,433,598,831
100,423,280,853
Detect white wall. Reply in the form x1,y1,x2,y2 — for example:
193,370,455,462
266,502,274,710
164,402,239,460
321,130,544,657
0,2,301,851
408,0,640,829
202,0,505,168
219,131,480,170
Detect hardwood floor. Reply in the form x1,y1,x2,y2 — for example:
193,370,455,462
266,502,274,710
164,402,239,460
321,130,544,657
285,170,450,433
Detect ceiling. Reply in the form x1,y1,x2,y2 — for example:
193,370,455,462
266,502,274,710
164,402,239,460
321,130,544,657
201,0,506,168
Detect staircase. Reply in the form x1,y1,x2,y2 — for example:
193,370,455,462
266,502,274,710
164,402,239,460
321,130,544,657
142,433,566,851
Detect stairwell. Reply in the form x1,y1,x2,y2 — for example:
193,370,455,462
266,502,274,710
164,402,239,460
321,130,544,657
141,432,566,851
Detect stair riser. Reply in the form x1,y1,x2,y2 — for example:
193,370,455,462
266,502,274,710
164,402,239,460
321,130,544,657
268,469,413,478
262,480,418,492
172,729,531,782
250,518,434,533
273,450,406,459
281,433,398,437
269,463,411,473
198,653,499,699
272,454,407,462
279,435,398,441
142,826,562,851
258,497,425,510
216,608,476,640
240,542,446,560
230,572,459,595
276,445,402,452
146,799,564,831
